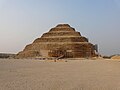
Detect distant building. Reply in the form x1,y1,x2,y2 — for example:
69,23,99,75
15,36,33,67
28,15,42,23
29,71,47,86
16,24,97,58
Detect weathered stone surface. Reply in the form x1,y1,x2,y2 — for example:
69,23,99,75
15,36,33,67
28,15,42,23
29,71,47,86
16,24,96,58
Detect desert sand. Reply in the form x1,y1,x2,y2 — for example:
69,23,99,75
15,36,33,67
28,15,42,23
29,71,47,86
0,59,120,90
111,55,120,60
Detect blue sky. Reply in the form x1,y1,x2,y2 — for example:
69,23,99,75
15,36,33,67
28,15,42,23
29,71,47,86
0,0,120,55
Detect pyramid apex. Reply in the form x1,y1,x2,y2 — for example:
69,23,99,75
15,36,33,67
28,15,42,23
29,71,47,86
56,24,70,28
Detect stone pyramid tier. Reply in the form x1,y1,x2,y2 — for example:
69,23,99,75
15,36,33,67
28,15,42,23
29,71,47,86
16,24,96,58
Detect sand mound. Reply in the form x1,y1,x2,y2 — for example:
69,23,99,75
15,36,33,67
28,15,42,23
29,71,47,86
111,55,120,60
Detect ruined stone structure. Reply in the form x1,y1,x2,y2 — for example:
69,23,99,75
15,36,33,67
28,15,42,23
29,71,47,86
16,24,96,58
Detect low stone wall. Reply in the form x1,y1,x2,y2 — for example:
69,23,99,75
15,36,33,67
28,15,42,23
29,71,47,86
0,53,15,58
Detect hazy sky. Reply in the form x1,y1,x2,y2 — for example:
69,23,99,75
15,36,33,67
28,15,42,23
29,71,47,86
0,0,120,55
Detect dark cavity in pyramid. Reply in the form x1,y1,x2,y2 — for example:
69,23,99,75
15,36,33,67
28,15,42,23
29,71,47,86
16,24,97,58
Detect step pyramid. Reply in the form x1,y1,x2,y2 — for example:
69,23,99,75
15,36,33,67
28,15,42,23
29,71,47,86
16,24,96,58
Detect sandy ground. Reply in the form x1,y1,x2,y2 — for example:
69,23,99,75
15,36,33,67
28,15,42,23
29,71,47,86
0,59,120,90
